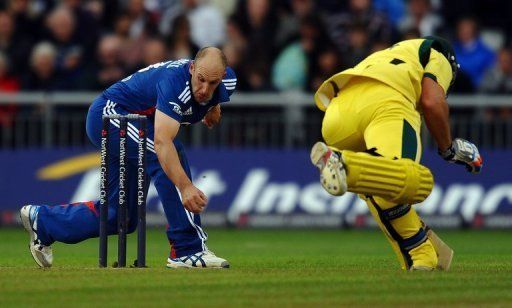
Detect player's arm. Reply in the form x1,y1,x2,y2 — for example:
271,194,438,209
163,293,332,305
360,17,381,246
202,104,221,129
420,77,482,173
154,77,208,213
420,77,452,151
154,110,208,213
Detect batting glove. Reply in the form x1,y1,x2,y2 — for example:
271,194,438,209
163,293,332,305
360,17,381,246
439,138,483,173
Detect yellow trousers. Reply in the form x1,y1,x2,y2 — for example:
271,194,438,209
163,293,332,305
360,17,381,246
322,77,436,270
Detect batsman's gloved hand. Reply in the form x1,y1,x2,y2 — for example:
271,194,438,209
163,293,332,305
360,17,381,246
438,138,483,173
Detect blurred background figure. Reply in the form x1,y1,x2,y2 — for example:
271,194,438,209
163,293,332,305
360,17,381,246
0,51,19,93
94,35,126,90
124,0,159,39
373,0,405,28
275,0,315,47
479,47,512,94
398,0,442,37
21,42,61,91
141,37,167,67
44,6,84,90
186,0,226,47
341,22,370,68
324,0,393,53
234,0,278,91
0,51,19,128
272,15,328,92
453,16,496,92
166,14,199,60
0,10,32,77
309,47,342,91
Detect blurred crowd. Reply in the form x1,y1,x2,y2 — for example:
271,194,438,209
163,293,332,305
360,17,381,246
0,0,512,95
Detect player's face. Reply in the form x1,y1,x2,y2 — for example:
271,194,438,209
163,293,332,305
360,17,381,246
189,60,225,103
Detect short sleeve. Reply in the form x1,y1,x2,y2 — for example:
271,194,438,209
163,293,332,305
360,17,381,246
424,49,453,94
156,79,183,122
221,67,237,97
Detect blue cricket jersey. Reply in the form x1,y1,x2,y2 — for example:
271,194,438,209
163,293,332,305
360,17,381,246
102,59,237,124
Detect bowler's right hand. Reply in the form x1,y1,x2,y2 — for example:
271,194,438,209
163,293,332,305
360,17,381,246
180,184,208,213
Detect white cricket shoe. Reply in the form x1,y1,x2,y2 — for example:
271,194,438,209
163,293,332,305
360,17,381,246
166,249,229,269
310,141,347,196
20,205,53,268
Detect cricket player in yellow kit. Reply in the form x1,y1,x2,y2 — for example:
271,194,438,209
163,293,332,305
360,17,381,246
311,36,483,271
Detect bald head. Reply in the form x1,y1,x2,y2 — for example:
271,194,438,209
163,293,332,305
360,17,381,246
189,47,228,103
194,47,227,69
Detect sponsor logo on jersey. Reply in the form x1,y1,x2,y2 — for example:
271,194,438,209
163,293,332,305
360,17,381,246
169,102,182,115
183,107,193,115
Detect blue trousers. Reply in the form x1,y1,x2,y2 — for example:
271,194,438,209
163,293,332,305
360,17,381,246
35,96,207,257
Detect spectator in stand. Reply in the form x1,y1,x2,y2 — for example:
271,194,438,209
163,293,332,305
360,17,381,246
125,0,159,39
141,38,167,67
244,60,274,91
5,0,44,42
94,35,125,90
83,0,105,23
402,28,421,40
61,0,100,59
186,0,226,47
224,15,247,52
166,14,199,60
272,15,327,91
0,51,20,127
309,47,342,92
159,0,226,48
324,0,393,53
112,12,141,70
0,10,32,76
158,0,185,36
0,51,18,92
453,16,496,90
21,42,62,91
44,6,86,90
116,0,161,71
371,40,390,52
373,0,405,28
222,16,250,88
211,0,238,17
479,47,512,94
275,0,315,48
399,0,443,37
234,0,279,91
341,22,371,68
222,41,243,73
479,47,512,123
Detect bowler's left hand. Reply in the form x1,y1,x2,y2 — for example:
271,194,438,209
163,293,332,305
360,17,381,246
202,105,221,129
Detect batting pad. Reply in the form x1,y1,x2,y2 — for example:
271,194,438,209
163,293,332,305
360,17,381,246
342,151,434,204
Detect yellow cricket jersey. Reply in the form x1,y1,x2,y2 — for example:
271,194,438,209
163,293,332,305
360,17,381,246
315,39,454,111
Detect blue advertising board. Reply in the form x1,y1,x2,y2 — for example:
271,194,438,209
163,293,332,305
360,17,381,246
0,148,510,228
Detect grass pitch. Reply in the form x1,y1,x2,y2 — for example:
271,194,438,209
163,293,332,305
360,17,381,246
1,228,511,307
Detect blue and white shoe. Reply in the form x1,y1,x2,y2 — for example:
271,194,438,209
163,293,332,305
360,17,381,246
166,250,229,269
20,205,53,268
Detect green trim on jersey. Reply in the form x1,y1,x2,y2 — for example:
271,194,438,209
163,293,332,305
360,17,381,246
401,120,417,160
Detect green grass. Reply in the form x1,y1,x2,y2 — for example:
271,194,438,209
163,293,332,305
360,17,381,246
1,228,512,307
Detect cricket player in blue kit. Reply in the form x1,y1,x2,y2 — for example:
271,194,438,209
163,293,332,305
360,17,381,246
20,47,235,268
